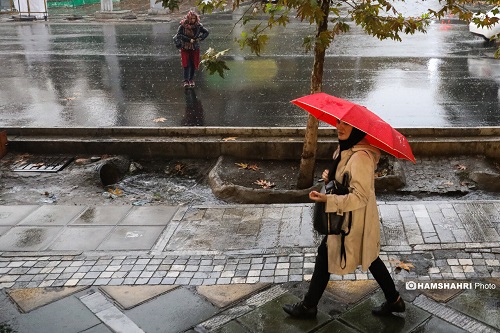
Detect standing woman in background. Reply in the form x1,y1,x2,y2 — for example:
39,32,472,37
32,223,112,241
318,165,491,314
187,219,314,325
176,10,209,88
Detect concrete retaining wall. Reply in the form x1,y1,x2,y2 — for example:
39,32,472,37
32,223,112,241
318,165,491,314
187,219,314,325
2,127,500,160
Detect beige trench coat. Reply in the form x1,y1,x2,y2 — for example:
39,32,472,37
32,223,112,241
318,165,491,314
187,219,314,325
325,141,381,275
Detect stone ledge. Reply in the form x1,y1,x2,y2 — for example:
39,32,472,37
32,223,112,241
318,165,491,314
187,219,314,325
208,156,320,204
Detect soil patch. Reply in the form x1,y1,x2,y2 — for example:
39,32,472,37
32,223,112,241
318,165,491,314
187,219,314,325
216,156,328,191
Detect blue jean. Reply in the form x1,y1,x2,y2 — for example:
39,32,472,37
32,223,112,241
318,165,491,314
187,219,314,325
183,58,195,81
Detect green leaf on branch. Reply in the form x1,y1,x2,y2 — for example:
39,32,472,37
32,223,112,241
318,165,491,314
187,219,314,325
200,48,230,78
155,0,179,12
238,25,269,56
196,0,227,14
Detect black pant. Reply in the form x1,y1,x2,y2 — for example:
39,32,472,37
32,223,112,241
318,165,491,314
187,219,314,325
303,236,399,307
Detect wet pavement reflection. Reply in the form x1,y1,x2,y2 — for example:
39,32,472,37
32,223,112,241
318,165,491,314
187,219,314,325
0,14,499,127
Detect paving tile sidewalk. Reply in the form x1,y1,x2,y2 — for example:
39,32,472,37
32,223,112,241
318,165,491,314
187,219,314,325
0,200,499,333
0,200,499,289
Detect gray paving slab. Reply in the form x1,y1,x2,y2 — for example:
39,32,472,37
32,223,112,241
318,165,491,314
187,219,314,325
48,226,114,251
339,291,431,333
212,320,252,333
80,291,144,333
125,287,218,333
0,226,11,237
411,317,468,333
0,289,20,323
447,287,500,330
236,293,330,333
0,226,64,251
79,323,114,333
118,206,178,226
0,206,38,226
315,320,359,333
18,205,85,226
5,294,101,333
97,225,166,251
69,206,132,226
413,294,498,333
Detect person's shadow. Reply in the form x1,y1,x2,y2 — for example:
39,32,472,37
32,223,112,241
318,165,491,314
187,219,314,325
182,89,204,126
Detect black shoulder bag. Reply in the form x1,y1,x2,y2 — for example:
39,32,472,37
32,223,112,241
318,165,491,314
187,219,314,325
312,172,353,269
173,33,182,49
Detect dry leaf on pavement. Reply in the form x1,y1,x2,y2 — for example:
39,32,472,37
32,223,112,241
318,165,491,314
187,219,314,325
108,188,123,196
456,164,467,171
154,117,167,123
389,259,414,273
222,137,237,141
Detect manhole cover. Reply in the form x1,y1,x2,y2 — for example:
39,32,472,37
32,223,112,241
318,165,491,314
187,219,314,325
12,156,74,173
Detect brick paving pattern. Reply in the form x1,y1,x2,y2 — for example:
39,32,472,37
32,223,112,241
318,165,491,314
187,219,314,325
1,201,499,290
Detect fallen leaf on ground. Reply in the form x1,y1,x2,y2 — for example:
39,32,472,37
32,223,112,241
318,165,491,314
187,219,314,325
108,188,123,196
255,179,275,189
389,259,414,273
175,163,185,174
222,137,237,141
235,162,248,169
154,117,167,123
455,164,467,170
248,164,259,171
443,181,454,186
235,163,259,171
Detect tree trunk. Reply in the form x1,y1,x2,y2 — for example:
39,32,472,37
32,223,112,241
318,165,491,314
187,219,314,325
296,0,329,189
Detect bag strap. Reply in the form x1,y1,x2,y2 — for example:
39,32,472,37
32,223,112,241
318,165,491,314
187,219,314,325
339,211,352,269
338,167,353,269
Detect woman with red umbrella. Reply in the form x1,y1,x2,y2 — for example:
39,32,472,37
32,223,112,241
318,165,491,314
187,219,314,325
282,119,405,318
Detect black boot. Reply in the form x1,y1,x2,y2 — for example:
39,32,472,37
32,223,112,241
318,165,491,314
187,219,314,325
282,301,317,319
372,296,405,316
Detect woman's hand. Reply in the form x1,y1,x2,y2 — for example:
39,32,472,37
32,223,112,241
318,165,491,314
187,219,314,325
309,191,327,202
190,39,195,43
322,169,329,183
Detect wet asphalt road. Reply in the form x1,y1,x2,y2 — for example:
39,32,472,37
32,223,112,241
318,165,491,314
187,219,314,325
0,10,499,128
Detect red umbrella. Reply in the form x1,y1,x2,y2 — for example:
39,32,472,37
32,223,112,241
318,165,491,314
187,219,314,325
292,92,416,163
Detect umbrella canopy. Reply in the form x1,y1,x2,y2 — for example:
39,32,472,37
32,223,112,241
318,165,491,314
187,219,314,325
292,92,416,163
